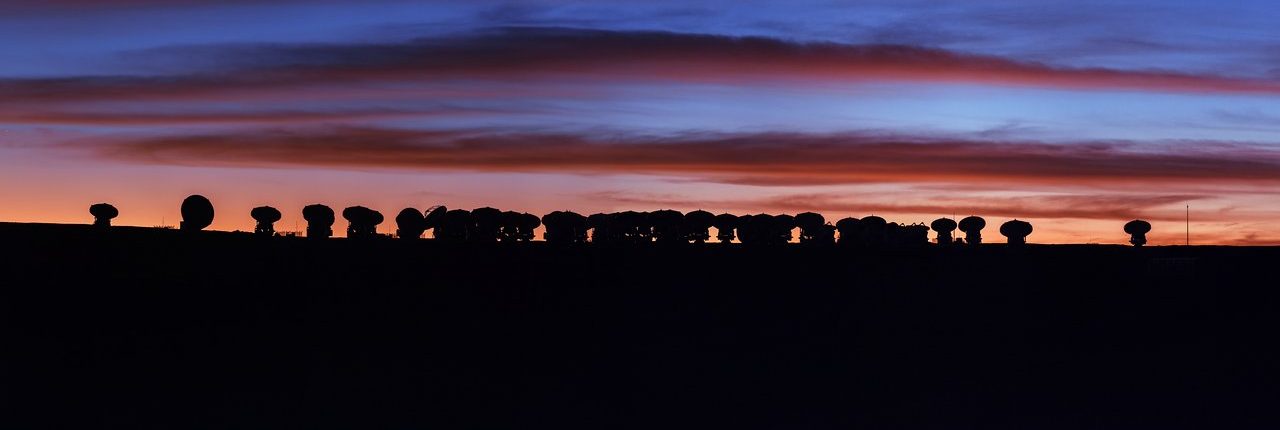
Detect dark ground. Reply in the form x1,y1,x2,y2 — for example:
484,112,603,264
2,222,1278,429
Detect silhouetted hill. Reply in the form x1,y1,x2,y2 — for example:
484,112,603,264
3,222,1278,429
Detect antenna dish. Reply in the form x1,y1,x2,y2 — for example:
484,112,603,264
1123,219,1151,235
1124,219,1151,247
958,216,986,232
794,212,825,229
180,195,214,231
250,206,282,223
999,219,1033,245
89,203,118,227
395,208,426,239
302,204,335,239
423,205,448,229
250,206,282,236
958,216,985,245
342,206,383,239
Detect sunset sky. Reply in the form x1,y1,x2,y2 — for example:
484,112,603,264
2,0,1280,244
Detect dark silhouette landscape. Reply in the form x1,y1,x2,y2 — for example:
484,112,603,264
3,196,1278,429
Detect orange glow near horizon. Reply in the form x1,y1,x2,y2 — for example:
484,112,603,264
0,184,1266,246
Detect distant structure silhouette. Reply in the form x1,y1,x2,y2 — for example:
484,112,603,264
1124,220,1151,247
395,208,426,239
423,206,447,238
499,211,521,242
180,195,214,232
1000,220,1033,245
931,218,957,245
250,206,281,237
684,210,715,243
649,210,685,244
896,223,930,246
587,213,617,244
736,214,759,244
470,207,503,243
342,206,383,239
543,211,588,244
712,213,738,243
89,203,118,228
500,211,540,242
906,225,926,245
435,209,472,242
617,211,651,243
738,214,795,246
860,216,888,247
775,215,796,244
303,204,335,239
795,212,823,242
517,212,541,241
835,217,861,245
958,216,985,245
586,211,641,244
795,212,835,245
813,225,837,244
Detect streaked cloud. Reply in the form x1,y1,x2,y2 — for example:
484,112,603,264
0,106,512,126
81,126,1280,186
7,27,1280,110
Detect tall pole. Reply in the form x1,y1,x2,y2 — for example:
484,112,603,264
1185,205,1189,246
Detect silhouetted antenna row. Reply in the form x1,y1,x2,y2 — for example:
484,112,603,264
86,196,1157,247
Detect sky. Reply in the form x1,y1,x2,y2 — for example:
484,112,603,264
2,0,1280,244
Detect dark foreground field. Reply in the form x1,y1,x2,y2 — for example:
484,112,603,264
2,222,1278,429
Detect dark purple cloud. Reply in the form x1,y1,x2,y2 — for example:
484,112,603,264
5,27,1280,110
79,126,1280,186
0,106,516,126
